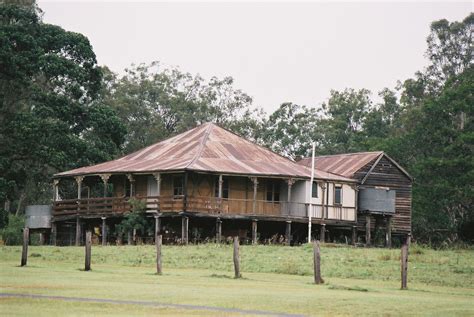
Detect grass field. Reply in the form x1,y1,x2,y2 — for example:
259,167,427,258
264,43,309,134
1,243,473,316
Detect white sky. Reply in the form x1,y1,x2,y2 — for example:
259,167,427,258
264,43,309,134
38,1,472,113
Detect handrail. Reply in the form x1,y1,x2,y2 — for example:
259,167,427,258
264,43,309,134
52,195,356,220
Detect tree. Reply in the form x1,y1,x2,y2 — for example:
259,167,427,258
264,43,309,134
0,3,126,213
406,67,473,243
103,62,264,153
261,103,321,158
425,13,473,89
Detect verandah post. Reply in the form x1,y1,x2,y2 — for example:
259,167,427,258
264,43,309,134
285,221,292,246
75,217,81,246
352,225,357,246
101,217,107,246
251,219,258,244
386,216,392,248
365,215,371,246
216,218,222,243
320,224,326,243
21,227,29,267
182,216,189,245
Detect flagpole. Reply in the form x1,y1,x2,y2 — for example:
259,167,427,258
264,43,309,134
308,142,315,243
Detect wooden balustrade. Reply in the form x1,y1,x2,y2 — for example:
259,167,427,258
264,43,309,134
52,195,356,221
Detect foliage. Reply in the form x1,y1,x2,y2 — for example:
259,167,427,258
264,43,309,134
0,214,24,245
0,3,126,213
116,198,149,236
101,63,264,153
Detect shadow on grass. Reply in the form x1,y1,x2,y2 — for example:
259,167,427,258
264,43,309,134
208,273,249,280
328,284,369,292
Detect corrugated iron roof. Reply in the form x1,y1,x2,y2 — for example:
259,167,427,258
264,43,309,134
56,123,355,182
297,151,384,179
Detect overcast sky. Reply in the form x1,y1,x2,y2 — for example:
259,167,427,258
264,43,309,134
38,1,472,113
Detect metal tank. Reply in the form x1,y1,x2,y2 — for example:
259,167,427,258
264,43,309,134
25,205,52,229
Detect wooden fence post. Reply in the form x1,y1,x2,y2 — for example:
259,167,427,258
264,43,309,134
21,227,29,267
313,240,323,284
85,230,92,271
233,236,241,278
156,234,162,275
401,241,408,289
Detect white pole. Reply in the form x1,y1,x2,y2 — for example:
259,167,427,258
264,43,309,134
308,142,316,243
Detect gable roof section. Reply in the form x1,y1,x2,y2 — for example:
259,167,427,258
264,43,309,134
297,151,412,181
56,123,353,181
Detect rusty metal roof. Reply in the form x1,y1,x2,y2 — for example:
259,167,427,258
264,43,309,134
56,123,355,182
297,151,384,179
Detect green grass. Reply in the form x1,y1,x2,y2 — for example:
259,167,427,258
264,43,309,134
1,244,473,316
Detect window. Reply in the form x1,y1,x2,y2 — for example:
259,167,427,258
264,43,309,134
214,177,229,199
266,180,280,202
311,181,318,198
334,185,342,205
173,176,184,196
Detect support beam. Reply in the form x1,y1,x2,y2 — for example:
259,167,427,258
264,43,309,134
51,222,57,246
250,177,258,214
53,179,60,202
183,173,188,212
181,216,189,244
153,173,161,212
218,175,223,212
352,226,357,246
386,216,392,248
320,183,327,219
285,221,292,246
126,174,135,197
100,174,111,197
287,178,295,202
320,224,326,243
75,176,84,200
365,215,371,247
75,217,81,246
101,217,107,246
216,218,222,243
251,219,258,244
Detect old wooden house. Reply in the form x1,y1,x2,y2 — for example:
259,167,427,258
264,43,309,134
43,123,411,246
298,152,413,246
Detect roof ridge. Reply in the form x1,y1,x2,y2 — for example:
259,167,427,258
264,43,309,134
210,122,302,165
185,122,213,169
302,151,384,159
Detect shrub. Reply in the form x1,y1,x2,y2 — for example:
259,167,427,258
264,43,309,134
0,214,25,245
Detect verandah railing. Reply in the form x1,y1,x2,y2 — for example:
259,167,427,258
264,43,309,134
53,195,356,221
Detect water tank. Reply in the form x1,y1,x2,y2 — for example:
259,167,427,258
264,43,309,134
358,188,395,214
25,205,52,229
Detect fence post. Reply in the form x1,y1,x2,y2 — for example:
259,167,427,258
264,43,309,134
313,240,323,284
401,240,408,289
156,234,162,275
85,230,92,271
21,227,29,267
233,236,241,278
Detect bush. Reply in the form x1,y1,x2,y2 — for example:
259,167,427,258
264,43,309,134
0,214,25,245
